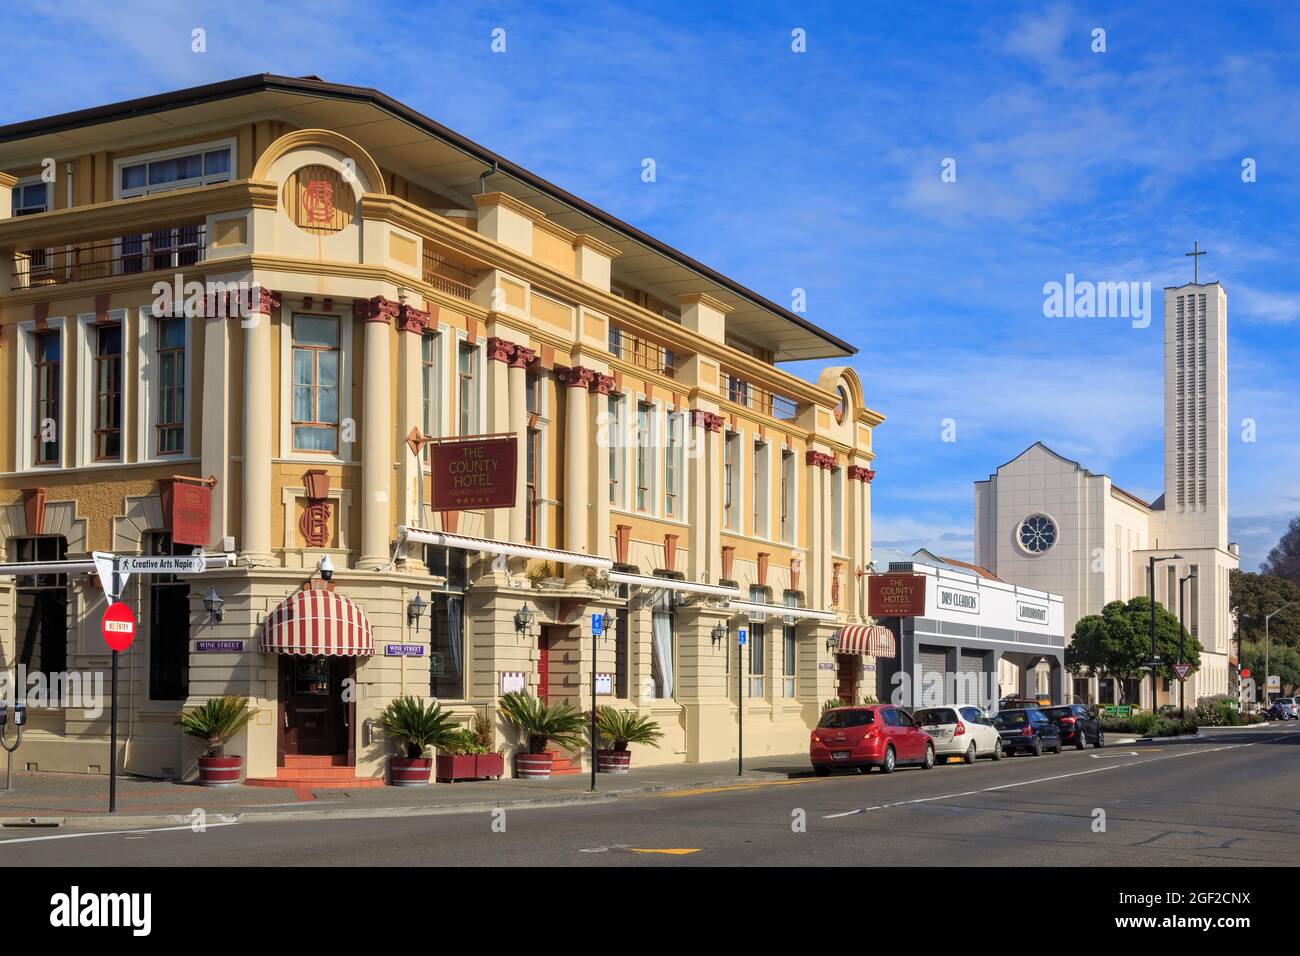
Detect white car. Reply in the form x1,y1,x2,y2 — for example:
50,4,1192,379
912,705,1004,763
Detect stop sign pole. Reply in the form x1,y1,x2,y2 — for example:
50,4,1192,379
109,556,120,814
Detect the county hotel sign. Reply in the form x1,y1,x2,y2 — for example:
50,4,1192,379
429,436,518,511
867,573,926,617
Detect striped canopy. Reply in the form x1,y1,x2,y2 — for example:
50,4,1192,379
835,625,896,659
260,588,374,657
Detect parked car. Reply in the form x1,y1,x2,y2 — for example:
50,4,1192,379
1043,704,1104,749
992,708,1062,756
913,705,1004,763
997,696,1042,711
810,704,936,775
1266,698,1298,720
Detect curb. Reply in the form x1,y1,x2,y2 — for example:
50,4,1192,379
0,770,799,833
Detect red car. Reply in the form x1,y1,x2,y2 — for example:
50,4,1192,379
810,704,936,775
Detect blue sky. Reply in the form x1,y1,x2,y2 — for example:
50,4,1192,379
4,1,1297,569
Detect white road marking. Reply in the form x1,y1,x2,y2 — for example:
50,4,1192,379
0,821,240,846
1090,751,1141,758
820,735,1290,819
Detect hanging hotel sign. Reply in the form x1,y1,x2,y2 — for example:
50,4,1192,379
428,435,518,511
161,476,215,548
867,573,926,617
937,586,979,614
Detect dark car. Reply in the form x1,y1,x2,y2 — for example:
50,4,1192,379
992,708,1062,756
810,704,936,775
1044,704,1104,749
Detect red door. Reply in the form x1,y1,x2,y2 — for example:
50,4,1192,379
538,632,550,702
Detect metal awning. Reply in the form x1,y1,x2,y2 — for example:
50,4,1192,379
729,599,838,623
607,570,740,599
261,588,375,657
834,624,897,658
0,552,236,577
397,526,613,571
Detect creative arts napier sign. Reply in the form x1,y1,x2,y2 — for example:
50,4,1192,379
429,435,518,511
867,573,927,617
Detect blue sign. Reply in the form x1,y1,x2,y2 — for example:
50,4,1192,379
195,640,244,653
737,628,748,646
385,644,425,657
591,613,603,636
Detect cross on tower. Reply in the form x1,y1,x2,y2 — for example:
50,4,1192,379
1185,241,1206,284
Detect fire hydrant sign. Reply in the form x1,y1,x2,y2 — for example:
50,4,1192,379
101,602,136,652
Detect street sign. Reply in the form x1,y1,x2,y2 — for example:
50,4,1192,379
737,627,748,646
1172,662,1193,681
119,555,206,574
591,613,603,636
92,551,129,602
101,602,135,652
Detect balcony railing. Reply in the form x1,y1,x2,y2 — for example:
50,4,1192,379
721,372,799,420
422,248,478,301
11,225,207,291
608,325,677,376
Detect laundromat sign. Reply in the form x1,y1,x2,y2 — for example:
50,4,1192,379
1017,602,1049,625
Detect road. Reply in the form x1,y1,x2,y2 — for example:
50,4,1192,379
2,726,1296,866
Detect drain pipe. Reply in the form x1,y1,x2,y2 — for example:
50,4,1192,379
479,161,498,195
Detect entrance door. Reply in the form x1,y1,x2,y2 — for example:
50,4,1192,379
538,632,550,702
278,656,352,764
836,654,858,704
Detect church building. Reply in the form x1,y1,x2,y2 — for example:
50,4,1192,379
973,280,1239,708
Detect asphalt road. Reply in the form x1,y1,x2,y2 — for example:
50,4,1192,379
3,726,1296,866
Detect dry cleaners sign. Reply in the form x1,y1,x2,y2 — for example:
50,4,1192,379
937,586,979,614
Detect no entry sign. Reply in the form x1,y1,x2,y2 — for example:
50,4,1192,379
101,602,136,652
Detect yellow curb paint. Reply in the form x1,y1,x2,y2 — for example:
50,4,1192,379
630,848,700,855
654,778,819,798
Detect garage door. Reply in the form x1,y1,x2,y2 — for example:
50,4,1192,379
957,650,987,706
918,645,948,706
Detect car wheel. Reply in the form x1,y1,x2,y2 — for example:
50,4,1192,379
1053,736,1063,754
814,765,830,777
922,744,935,769
881,745,896,774
1093,729,1104,749
991,742,1003,760
1032,736,1043,757
1075,731,1087,750
964,742,977,764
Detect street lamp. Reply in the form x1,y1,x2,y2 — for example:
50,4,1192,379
1178,567,1196,720
1264,601,1298,704
203,588,225,624
1147,554,1182,712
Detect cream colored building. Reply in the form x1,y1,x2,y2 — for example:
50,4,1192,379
0,75,884,784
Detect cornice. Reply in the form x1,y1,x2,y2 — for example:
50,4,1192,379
472,190,546,222
677,291,734,315
572,233,622,260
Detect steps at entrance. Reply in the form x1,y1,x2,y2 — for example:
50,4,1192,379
549,751,583,775
246,754,385,789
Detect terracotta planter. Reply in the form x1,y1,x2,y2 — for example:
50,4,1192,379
476,752,504,779
389,756,433,787
597,749,631,774
437,752,506,782
303,469,330,501
197,755,243,787
515,751,554,779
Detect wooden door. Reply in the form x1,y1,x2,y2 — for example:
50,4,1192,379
279,656,350,761
836,654,858,703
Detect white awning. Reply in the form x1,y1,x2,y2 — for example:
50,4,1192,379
728,599,839,623
607,570,741,599
398,526,613,571
0,552,237,577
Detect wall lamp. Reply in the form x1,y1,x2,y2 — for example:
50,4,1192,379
515,602,535,635
598,611,615,639
407,593,428,628
203,588,225,624
826,633,839,654
710,622,727,646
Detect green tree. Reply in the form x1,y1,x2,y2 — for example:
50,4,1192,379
1231,569,1300,652
1262,516,1300,588
1239,640,1300,697
1067,596,1202,702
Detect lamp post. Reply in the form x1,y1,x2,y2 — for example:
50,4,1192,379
1178,568,1196,721
1264,601,1297,704
1147,554,1181,712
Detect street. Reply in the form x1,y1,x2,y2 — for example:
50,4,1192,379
3,726,1295,866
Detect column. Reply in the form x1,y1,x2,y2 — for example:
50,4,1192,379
484,337,514,543
588,371,615,558
558,365,595,579
200,300,233,547
396,302,430,556
688,410,722,583
356,296,398,570
506,342,535,550
241,289,280,562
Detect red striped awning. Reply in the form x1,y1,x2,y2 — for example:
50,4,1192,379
835,625,896,658
260,589,374,657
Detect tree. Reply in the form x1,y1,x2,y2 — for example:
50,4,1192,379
1230,570,1300,651
1239,640,1300,697
1262,516,1300,588
1067,596,1202,702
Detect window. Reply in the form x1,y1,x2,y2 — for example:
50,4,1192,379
614,587,630,699
748,586,766,698
608,394,623,505
780,449,795,543
525,425,540,544
14,536,68,690
147,532,191,701
33,329,62,465
117,142,233,199
457,342,478,435
665,412,682,518
651,589,675,699
635,402,654,512
421,331,441,447
12,179,49,216
1018,514,1057,554
830,467,844,553
1189,565,1200,636
156,317,186,454
292,315,340,452
93,323,123,460
752,442,769,537
724,431,741,529
783,591,797,697
427,547,468,699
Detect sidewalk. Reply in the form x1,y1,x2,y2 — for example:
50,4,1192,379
0,753,812,831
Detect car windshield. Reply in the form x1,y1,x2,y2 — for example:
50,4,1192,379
993,710,1031,728
915,708,957,726
1045,706,1074,718
844,710,875,727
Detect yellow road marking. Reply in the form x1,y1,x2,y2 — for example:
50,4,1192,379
630,848,701,855
654,777,819,798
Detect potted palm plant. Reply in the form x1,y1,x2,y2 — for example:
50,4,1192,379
178,696,256,787
595,706,664,774
379,696,460,786
497,691,588,779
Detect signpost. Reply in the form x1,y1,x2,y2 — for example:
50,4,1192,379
737,627,748,776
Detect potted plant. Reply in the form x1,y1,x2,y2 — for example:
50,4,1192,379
595,706,664,774
470,709,505,779
379,696,459,786
497,691,588,779
436,729,485,782
178,696,256,787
